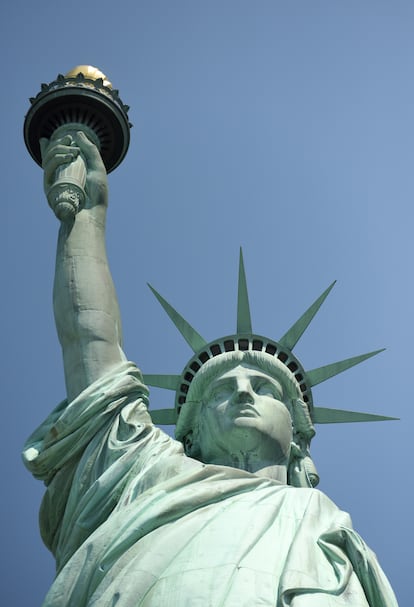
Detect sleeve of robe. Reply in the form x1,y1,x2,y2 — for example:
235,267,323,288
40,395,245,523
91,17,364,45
278,493,398,607
22,361,186,571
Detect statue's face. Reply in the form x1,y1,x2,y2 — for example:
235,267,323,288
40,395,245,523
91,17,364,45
197,363,293,465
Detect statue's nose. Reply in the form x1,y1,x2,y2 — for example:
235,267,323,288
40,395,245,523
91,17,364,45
234,387,254,404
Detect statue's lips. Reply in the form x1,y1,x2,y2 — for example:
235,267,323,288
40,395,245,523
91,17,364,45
232,404,258,417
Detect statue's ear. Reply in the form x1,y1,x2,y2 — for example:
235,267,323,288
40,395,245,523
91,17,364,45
288,441,319,488
291,398,316,441
182,430,201,458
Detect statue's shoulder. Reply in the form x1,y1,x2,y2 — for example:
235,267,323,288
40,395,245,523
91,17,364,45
284,485,344,516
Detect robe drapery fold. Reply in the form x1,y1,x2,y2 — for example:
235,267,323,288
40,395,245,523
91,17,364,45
23,362,397,606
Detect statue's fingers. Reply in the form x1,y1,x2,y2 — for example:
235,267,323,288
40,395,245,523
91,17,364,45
75,131,104,171
43,153,78,184
41,134,75,164
50,133,73,146
42,144,79,169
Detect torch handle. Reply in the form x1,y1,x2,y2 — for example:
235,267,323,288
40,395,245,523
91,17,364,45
47,154,87,221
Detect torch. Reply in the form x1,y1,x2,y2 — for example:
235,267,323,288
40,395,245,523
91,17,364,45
24,65,131,220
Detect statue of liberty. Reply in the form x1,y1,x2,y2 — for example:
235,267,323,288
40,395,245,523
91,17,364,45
23,67,398,606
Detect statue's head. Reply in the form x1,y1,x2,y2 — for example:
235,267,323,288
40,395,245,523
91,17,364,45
145,251,392,488
175,350,318,487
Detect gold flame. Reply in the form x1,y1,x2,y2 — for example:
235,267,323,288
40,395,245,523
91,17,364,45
65,65,112,89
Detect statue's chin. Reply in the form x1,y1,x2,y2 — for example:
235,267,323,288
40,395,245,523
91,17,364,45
223,422,265,453
231,415,268,441
198,417,289,466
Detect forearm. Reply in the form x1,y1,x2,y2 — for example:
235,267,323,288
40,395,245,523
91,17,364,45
54,206,125,402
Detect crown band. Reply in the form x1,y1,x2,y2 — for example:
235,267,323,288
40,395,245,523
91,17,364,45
176,334,312,416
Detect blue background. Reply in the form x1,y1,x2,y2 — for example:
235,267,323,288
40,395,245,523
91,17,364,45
2,1,409,604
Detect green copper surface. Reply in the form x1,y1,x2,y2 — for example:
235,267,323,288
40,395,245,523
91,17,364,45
23,87,398,606
146,257,391,430
147,283,207,352
143,374,181,390
278,281,336,350
306,349,385,387
313,406,398,424
149,407,178,424
237,248,252,334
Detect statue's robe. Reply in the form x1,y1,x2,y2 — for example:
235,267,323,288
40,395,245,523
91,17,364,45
23,362,397,606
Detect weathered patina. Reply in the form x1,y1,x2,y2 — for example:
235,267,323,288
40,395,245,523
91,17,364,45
23,67,398,607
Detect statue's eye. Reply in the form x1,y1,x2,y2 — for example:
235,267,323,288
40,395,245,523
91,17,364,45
255,381,281,399
209,383,233,401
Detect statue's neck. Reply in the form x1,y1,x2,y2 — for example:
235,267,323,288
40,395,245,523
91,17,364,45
208,452,288,484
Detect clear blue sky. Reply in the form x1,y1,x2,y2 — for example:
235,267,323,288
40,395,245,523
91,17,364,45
2,1,410,604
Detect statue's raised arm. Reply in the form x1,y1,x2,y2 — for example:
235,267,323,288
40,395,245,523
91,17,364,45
41,131,125,402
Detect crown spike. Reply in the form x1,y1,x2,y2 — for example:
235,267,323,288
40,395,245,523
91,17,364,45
149,408,177,425
143,374,181,390
279,281,336,350
307,349,385,387
148,284,207,353
237,248,252,334
313,406,398,424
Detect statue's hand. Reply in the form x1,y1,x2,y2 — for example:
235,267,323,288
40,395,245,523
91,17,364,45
40,131,108,218
74,131,108,210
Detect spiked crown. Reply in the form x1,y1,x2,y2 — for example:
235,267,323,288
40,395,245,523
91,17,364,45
144,250,396,429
